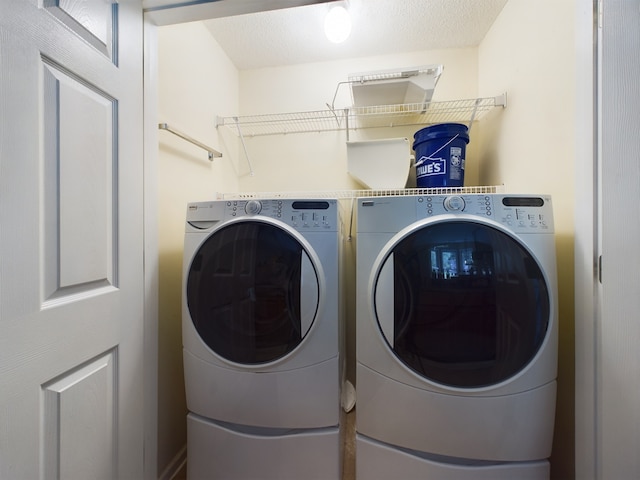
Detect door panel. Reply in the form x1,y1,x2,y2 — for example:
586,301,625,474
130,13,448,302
43,0,116,61
42,350,117,480
0,1,144,478
42,58,116,301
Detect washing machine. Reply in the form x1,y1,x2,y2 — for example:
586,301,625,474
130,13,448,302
183,198,343,479
355,193,558,479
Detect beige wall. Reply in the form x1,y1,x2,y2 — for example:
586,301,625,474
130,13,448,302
233,48,479,192
478,1,575,478
156,1,577,477
156,22,240,477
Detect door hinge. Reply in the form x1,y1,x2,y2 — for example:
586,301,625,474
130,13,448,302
598,255,603,283
598,0,603,29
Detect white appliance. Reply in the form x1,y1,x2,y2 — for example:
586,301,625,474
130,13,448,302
183,199,342,479
355,193,558,479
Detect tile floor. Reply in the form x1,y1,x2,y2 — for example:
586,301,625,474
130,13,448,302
342,409,356,480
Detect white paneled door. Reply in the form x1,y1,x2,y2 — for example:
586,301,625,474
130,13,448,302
0,1,144,479
598,0,640,477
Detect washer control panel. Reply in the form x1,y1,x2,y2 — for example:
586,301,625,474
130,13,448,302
188,199,338,232
415,194,553,233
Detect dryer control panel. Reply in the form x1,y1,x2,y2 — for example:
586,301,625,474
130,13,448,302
187,199,338,232
414,194,554,233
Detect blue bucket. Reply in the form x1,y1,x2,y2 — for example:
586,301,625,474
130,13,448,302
413,123,470,188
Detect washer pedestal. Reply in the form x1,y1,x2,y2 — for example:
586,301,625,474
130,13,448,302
188,414,341,480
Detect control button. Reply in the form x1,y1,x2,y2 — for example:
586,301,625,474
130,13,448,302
443,196,465,211
244,200,262,215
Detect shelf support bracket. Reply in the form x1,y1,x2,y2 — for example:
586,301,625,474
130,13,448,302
234,117,255,177
467,98,482,131
345,108,350,141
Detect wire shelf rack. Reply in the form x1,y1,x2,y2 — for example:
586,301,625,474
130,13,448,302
217,110,346,136
216,95,506,138
219,185,504,200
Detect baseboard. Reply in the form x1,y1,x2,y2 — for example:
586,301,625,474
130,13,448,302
158,445,187,480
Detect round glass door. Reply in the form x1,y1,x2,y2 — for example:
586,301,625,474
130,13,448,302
374,220,550,388
187,220,319,364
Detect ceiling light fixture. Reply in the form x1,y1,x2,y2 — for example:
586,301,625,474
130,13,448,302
324,5,351,44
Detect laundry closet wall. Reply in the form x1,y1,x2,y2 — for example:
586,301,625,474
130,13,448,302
156,0,576,477
157,22,240,478
475,2,575,478
232,48,480,191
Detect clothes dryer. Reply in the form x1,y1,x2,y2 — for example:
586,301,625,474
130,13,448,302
355,193,558,479
183,199,342,479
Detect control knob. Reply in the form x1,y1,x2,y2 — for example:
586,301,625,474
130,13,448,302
443,195,465,211
244,200,262,215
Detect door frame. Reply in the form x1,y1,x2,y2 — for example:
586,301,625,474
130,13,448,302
142,2,598,478
143,16,160,480
574,0,597,478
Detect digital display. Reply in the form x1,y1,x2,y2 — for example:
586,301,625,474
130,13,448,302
502,197,545,207
291,201,330,210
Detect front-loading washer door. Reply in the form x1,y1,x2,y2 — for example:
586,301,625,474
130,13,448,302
374,219,550,388
186,219,319,365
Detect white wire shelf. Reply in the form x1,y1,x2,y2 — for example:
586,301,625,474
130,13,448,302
216,94,506,138
219,185,505,200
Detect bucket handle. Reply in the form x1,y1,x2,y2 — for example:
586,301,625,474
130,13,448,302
414,134,459,167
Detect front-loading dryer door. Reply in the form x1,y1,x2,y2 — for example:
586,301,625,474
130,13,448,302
374,219,550,388
186,219,319,365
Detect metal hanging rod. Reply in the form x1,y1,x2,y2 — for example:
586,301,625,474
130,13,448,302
158,123,222,161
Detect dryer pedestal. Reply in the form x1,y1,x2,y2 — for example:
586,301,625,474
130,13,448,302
356,364,556,461
188,414,341,480
356,434,550,480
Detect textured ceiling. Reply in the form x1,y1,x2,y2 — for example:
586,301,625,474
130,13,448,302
203,0,509,70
